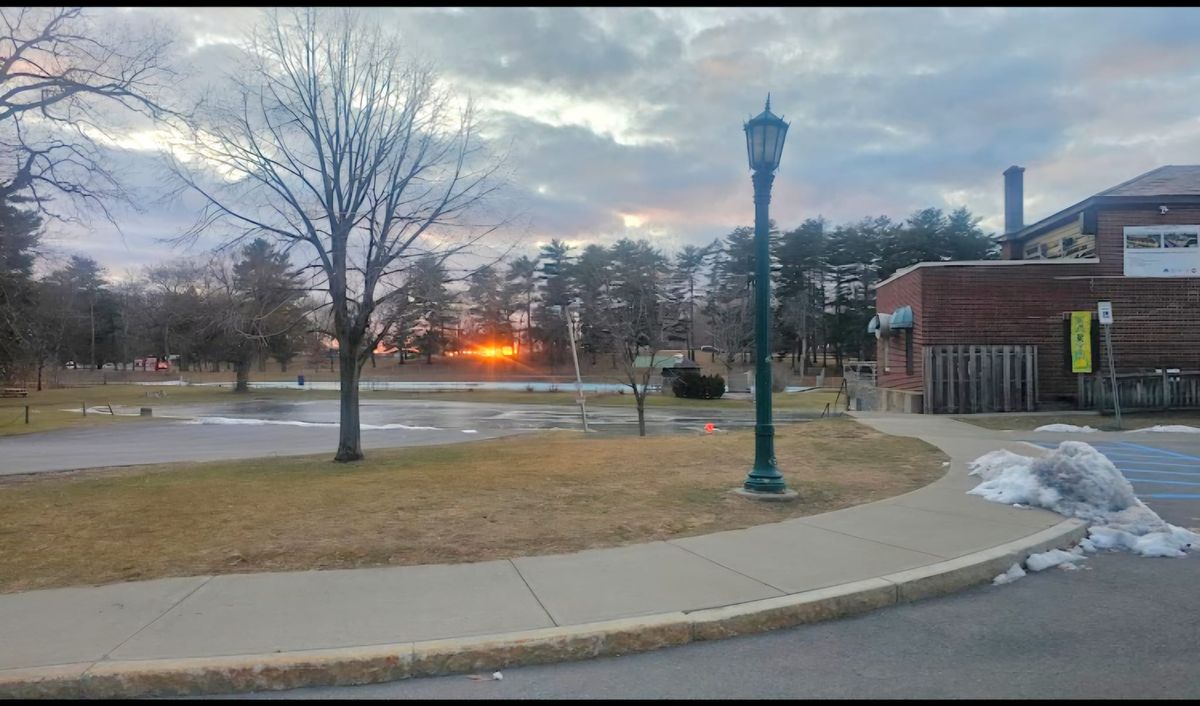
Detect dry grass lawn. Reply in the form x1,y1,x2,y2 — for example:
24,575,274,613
0,418,946,594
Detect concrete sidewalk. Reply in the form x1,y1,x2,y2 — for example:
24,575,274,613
0,414,1086,697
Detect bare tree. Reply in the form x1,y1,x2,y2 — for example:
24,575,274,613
703,271,755,381
591,239,671,437
170,8,505,461
0,7,176,221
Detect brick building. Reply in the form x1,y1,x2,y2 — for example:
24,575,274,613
867,165,1200,413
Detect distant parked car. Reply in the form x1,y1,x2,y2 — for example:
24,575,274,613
700,345,723,353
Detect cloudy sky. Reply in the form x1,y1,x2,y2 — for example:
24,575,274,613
44,6,1200,276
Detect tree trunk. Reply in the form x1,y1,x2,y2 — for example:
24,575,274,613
257,355,267,372
635,392,646,436
234,359,250,392
280,358,288,372
335,344,363,462
36,363,43,391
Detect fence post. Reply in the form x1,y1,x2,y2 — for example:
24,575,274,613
1162,368,1170,411
1024,346,1035,412
81,401,86,417
922,346,933,414
25,405,30,424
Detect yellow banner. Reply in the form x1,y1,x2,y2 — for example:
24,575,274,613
1070,311,1092,373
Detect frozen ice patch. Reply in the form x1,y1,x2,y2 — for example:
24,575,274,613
1128,425,1200,433
992,562,1026,585
185,417,440,431
967,441,1199,558
1034,424,1098,433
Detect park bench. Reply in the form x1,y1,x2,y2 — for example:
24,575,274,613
1,387,29,398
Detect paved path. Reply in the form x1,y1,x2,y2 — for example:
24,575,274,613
0,414,1078,690
258,550,1199,700
0,399,818,475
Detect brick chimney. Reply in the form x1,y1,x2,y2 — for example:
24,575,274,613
1004,165,1025,235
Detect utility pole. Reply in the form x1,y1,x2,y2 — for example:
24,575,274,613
1098,301,1121,429
556,304,589,432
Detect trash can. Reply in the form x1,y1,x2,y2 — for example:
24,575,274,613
297,374,305,387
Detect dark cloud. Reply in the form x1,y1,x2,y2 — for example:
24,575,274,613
53,6,1200,269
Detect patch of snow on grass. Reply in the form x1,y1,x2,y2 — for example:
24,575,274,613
1128,425,1200,433
968,441,1198,558
1034,423,1098,433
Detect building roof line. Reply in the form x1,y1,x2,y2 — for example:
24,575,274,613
1000,165,1200,243
873,257,1100,289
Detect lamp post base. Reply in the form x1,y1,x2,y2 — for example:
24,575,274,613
734,487,800,502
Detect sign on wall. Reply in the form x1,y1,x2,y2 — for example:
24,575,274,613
1123,225,1200,277
1069,311,1093,373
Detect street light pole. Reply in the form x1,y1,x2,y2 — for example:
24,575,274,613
561,305,589,432
742,95,789,495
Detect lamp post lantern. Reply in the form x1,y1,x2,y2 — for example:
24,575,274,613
742,95,789,495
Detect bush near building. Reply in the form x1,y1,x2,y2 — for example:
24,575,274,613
672,371,726,399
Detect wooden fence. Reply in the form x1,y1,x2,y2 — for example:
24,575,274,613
923,345,1038,414
1078,370,1200,412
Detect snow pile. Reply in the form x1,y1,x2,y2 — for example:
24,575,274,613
992,562,1026,585
1024,547,1085,572
968,441,1198,558
1128,425,1200,434
1034,423,1098,433
185,417,440,431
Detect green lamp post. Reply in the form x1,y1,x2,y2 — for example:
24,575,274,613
742,95,789,494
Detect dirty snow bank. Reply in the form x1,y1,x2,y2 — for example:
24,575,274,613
969,441,1198,559
1128,425,1200,433
991,546,1088,585
992,562,1026,585
1034,423,1098,433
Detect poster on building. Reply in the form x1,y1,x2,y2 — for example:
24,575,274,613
1070,311,1092,373
1123,225,1200,277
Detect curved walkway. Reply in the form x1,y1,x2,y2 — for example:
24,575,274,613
0,414,1085,698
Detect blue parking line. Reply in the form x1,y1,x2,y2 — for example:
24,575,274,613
1018,440,1200,503
1091,457,1200,469
1116,441,1200,462
1119,468,1200,477
1124,477,1200,487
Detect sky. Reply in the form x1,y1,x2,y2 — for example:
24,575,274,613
36,6,1200,277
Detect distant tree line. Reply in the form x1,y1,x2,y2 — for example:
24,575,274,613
0,202,997,396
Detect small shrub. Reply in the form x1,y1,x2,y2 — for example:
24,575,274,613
672,372,726,399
